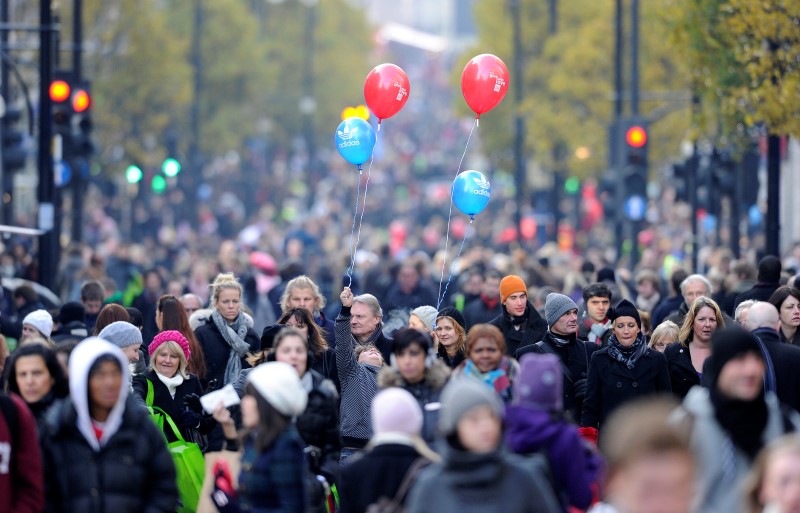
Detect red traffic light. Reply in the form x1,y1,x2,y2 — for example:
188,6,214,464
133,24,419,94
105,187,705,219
72,89,91,113
625,126,647,148
49,80,71,103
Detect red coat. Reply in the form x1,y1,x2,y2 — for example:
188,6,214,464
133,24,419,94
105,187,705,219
0,392,44,513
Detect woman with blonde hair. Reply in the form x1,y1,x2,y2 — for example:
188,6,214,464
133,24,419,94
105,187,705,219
665,296,724,399
156,294,207,380
194,273,260,393
132,330,213,444
649,320,680,353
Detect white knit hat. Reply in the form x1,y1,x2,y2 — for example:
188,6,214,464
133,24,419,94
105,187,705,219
246,362,308,417
23,309,53,338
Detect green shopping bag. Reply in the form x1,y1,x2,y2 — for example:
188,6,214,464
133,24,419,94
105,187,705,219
146,379,205,513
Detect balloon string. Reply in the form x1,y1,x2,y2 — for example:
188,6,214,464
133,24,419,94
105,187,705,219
345,168,364,288
437,118,479,309
437,218,474,311
346,127,379,288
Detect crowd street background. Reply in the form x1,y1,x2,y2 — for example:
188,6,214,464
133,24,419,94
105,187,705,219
0,1,799,513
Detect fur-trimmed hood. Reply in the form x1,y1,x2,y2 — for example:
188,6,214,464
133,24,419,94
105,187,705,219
377,358,451,392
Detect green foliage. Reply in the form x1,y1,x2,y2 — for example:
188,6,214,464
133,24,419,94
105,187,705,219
73,0,371,176
664,0,800,139
466,0,692,180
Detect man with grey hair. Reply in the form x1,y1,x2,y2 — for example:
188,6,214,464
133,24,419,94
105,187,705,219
179,293,204,318
747,301,800,412
335,286,389,464
734,299,759,326
666,274,713,327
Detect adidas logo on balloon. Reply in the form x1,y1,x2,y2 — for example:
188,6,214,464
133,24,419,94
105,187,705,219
472,176,491,197
338,125,359,141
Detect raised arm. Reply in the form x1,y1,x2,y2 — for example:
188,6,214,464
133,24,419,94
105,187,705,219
335,287,357,381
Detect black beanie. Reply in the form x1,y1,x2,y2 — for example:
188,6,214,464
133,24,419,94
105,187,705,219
606,299,641,327
705,327,763,387
437,306,466,331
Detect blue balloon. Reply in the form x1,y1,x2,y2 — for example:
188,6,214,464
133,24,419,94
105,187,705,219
334,117,376,167
452,170,491,217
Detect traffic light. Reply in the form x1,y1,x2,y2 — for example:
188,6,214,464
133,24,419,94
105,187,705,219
50,71,73,139
125,164,143,184
616,117,649,221
564,176,580,195
69,81,94,157
2,108,26,172
162,157,181,177
151,174,166,194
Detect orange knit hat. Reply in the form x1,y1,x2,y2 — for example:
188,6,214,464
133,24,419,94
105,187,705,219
500,275,527,303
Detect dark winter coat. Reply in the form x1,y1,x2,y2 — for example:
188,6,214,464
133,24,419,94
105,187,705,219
406,445,561,513
0,299,45,341
734,281,782,310
463,295,503,330
238,427,307,513
489,301,549,356
664,342,700,400
40,396,177,513
651,294,684,328
516,331,600,423
753,327,800,412
316,312,336,349
132,370,215,442
505,405,602,511
581,344,671,428
295,370,341,480
437,344,466,369
338,443,427,513
194,317,260,392
377,361,451,444
51,321,89,345
310,348,338,391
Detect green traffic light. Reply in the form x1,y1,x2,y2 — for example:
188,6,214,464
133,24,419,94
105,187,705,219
564,176,580,194
151,174,167,194
162,157,181,177
125,165,143,184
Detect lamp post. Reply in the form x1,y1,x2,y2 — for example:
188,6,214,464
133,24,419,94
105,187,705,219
509,0,525,246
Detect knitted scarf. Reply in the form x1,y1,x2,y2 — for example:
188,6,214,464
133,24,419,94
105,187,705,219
606,333,648,370
463,357,515,401
211,309,251,386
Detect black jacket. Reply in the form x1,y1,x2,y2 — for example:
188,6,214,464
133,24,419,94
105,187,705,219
194,318,260,392
338,443,427,513
753,328,800,412
516,331,600,423
40,396,177,513
734,282,781,310
295,370,341,481
489,301,549,357
131,370,214,443
0,299,45,341
581,345,671,428
664,342,700,400
463,296,503,330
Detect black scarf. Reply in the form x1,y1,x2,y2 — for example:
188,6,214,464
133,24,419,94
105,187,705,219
710,386,768,460
507,304,530,326
606,333,648,369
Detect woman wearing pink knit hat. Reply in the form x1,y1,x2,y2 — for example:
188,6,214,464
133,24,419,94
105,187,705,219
132,330,213,446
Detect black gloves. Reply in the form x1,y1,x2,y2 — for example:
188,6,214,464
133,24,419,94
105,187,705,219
179,410,202,430
573,379,588,399
183,393,203,414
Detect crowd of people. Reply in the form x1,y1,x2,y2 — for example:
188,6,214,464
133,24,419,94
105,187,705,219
2,244,800,513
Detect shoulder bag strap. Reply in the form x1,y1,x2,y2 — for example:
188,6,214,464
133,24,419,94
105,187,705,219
152,405,186,443
535,341,577,383
391,458,429,505
145,378,154,408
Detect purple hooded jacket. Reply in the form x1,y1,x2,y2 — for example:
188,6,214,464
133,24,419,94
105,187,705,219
505,404,602,511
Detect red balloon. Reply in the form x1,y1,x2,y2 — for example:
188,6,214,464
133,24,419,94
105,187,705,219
461,54,509,118
364,63,410,122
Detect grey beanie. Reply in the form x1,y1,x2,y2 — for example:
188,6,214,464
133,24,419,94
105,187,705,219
98,321,143,349
438,377,504,435
410,305,438,331
544,293,578,328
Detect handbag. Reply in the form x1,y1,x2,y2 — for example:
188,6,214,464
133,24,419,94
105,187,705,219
365,458,429,513
146,379,206,513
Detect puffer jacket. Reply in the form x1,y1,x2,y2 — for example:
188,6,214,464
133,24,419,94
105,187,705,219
406,444,561,513
377,360,451,444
